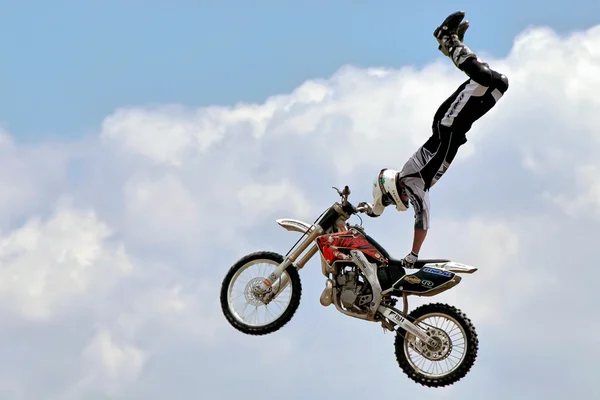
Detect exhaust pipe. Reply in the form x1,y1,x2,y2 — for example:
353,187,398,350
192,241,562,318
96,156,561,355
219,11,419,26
320,279,334,306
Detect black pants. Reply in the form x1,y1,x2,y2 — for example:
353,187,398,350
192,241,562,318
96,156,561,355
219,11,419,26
418,58,509,190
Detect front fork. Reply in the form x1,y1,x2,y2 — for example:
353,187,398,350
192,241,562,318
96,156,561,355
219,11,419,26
256,226,324,300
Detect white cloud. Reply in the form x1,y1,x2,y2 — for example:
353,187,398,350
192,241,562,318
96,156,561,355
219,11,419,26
237,179,312,221
548,163,600,220
82,328,147,382
0,201,132,320
62,328,147,399
1,23,600,399
0,132,70,229
122,172,201,243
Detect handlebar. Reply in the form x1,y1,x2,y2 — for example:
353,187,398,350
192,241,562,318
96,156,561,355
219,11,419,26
355,205,370,213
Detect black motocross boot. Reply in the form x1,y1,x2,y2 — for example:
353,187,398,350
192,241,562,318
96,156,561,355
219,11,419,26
433,11,476,68
436,21,469,55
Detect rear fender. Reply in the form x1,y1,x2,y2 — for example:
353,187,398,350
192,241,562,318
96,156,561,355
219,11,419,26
424,261,478,274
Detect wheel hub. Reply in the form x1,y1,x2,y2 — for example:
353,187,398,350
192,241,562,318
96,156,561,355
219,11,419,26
245,277,268,306
414,328,452,361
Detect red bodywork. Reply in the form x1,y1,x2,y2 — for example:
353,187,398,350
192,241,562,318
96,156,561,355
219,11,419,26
316,229,389,265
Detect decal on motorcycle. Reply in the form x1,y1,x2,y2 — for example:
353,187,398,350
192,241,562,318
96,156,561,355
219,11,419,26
390,312,405,324
421,279,434,288
404,275,421,284
422,267,452,277
316,230,387,264
333,249,352,260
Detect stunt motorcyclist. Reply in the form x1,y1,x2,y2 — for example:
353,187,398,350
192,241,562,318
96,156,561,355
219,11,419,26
360,11,509,268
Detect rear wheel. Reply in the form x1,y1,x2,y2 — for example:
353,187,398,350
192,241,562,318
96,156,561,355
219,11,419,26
394,303,479,387
220,251,302,335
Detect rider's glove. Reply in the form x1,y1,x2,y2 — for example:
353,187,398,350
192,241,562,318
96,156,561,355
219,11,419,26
402,251,419,269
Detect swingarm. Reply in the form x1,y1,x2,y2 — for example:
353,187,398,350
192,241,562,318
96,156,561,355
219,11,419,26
379,306,438,347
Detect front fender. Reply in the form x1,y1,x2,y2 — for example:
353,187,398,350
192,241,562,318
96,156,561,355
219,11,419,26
277,218,333,277
275,218,316,234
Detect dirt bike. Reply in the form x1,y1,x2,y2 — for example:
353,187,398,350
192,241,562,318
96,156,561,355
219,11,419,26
220,185,479,388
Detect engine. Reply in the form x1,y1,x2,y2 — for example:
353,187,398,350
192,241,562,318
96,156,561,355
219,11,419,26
336,266,373,310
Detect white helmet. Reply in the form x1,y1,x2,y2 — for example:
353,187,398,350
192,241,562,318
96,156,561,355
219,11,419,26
370,168,409,216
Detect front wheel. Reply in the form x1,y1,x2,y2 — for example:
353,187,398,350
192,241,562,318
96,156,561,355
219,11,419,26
220,251,302,335
394,303,479,387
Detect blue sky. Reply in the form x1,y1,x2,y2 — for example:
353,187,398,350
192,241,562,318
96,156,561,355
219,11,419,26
0,0,598,142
